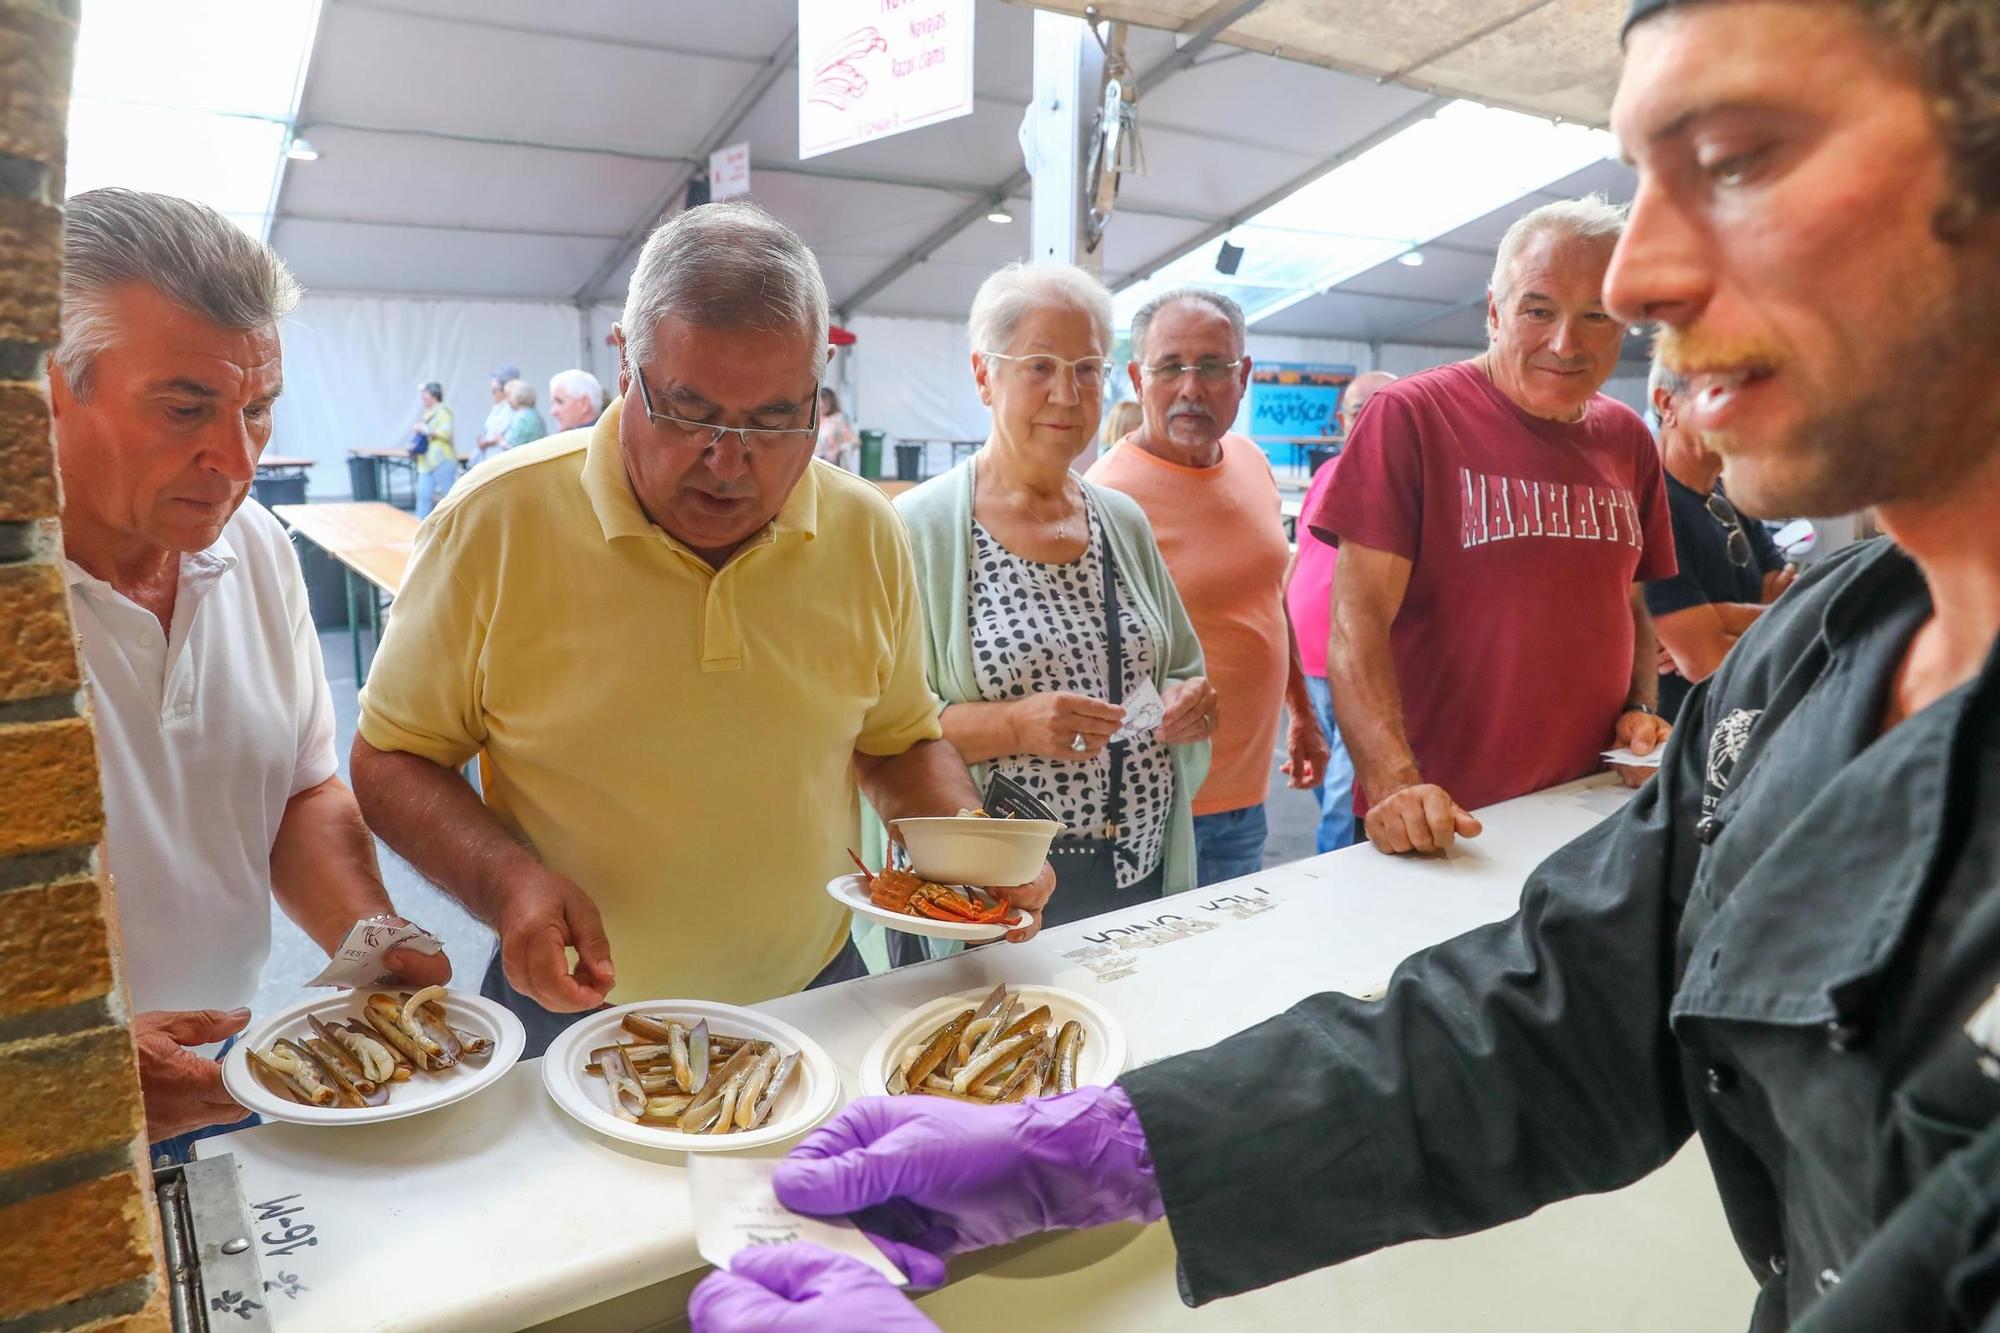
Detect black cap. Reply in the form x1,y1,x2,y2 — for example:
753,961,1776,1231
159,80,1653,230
1623,0,1679,38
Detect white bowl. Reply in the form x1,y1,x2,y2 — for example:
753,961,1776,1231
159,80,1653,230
891,816,1063,886
541,999,840,1152
858,984,1126,1098
221,989,524,1127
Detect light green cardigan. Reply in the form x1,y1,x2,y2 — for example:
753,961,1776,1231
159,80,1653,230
857,458,1210,962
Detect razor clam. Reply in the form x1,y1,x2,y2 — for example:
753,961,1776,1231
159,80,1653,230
748,1051,799,1128
303,1036,388,1108
250,1041,338,1106
311,1014,395,1086
449,1025,493,1058
997,1004,1052,1046
687,1019,711,1095
677,1042,760,1132
954,985,1010,1065
1053,1021,1085,1094
907,1009,975,1090
733,1048,782,1130
970,994,1021,1062
362,993,436,1070
342,1018,411,1080
592,1045,647,1122
622,1013,675,1043
953,1026,1043,1095
668,1021,693,1092
398,987,464,1068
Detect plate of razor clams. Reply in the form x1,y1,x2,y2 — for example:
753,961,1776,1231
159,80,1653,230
860,983,1126,1100
541,1000,842,1151
222,987,526,1125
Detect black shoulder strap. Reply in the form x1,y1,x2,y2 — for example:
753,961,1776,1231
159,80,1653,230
1094,497,1127,846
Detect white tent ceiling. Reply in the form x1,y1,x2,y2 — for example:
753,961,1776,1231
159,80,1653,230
263,0,1639,357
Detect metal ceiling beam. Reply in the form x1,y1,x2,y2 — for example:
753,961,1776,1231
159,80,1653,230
1331,286,1456,305
572,28,798,302
839,0,1264,316
1109,94,1451,294
299,117,702,166
275,212,627,241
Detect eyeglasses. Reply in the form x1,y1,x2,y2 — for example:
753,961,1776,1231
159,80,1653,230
980,350,1108,395
1139,358,1243,383
631,366,820,452
1704,489,1752,568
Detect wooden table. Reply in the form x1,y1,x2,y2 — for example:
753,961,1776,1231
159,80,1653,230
256,455,315,475
348,447,418,509
272,501,418,683
871,479,917,499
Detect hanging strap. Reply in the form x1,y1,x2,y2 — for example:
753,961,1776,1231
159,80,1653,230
1094,498,1128,850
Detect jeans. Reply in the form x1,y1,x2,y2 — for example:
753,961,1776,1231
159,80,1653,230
1192,803,1268,886
414,461,456,518
1305,674,1358,853
149,1036,258,1167
480,938,872,1061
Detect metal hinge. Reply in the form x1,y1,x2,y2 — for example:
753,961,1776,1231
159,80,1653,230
155,1154,271,1332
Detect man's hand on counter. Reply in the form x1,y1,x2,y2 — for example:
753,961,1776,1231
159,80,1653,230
1610,709,1672,788
135,1008,252,1142
688,1244,938,1332
496,865,615,1012
773,1086,1165,1277
996,861,1057,943
1363,782,1482,855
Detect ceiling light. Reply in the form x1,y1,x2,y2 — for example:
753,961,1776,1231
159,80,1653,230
286,136,318,162
1398,250,1425,267
986,208,1013,224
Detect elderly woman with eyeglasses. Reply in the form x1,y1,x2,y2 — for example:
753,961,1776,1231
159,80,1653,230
882,263,1214,950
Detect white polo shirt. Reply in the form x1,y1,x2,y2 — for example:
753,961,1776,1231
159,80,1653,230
66,500,338,1015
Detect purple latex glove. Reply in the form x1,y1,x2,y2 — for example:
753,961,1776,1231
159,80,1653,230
688,1243,936,1333
774,1084,1164,1282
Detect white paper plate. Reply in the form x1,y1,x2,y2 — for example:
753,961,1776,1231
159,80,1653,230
541,1000,840,1152
221,989,524,1126
858,984,1127,1098
826,872,1024,942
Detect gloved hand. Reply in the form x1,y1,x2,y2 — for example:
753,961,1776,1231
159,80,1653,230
774,1084,1164,1283
687,1243,936,1332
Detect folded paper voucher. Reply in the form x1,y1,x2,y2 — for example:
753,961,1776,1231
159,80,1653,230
304,914,445,989
1110,677,1165,745
689,1154,909,1286
1601,746,1665,770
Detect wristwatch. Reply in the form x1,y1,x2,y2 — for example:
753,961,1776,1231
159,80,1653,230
1625,701,1660,717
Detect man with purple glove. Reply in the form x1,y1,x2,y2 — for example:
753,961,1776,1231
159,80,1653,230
690,0,2000,1327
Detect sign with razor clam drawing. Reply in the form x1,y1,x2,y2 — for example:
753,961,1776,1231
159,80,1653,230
799,0,975,159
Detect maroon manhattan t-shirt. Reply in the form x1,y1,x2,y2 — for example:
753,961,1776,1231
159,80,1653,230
1305,360,1675,813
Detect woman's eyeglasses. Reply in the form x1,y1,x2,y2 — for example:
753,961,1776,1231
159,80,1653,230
980,350,1109,395
631,366,820,452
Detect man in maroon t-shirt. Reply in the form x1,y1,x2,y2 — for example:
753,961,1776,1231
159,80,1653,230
1308,197,1676,855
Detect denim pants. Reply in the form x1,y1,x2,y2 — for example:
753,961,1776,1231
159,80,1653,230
481,939,872,1061
1305,674,1358,853
414,461,456,518
1192,803,1269,886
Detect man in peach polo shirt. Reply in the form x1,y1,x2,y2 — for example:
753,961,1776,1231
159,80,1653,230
1088,288,1328,884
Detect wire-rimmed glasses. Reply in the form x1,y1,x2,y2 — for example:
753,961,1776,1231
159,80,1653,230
631,366,821,453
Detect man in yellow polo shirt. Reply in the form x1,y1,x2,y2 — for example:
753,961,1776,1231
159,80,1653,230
352,202,1054,1054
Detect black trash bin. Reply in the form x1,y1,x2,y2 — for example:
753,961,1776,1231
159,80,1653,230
347,454,380,501
1307,444,1340,476
294,532,349,631
251,474,307,509
894,442,923,482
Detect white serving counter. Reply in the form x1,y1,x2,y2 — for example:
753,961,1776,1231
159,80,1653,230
209,777,1752,1332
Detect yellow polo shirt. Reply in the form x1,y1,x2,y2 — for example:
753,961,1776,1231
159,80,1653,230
357,399,941,1004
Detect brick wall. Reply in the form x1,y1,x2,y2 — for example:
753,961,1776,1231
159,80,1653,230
0,2,170,1330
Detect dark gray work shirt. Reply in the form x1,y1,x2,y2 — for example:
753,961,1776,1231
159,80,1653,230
1123,539,2000,1330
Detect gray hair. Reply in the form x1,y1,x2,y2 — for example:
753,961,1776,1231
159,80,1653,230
1489,194,1627,307
1647,355,1690,405
967,263,1113,360
55,187,302,397
505,378,535,408
550,367,603,409
1127,287,1246,363
620,201,830,377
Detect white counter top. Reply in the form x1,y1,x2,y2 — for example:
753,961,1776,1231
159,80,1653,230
211,777,1636,1332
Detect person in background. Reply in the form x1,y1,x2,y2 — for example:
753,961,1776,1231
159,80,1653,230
548,367,604,432
501,378,546,450
350,203,1052,1057
473,364,518,465
1643,357,1793,720
890,262,1213,937
1086,397,1142,471
1284,369,1396,853
813,386,860,471
1088,288,1328,885
689,0,2000,1325
1315,197,1676,856
410,380,456,518
49,188,451,1161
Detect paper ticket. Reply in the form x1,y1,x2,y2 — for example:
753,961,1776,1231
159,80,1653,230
1110,677,1166,745
688,1154,908,1286
1601,746,1665,770
303,914,445,989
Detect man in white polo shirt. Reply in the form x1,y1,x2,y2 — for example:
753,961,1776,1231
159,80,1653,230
49,188,452,1159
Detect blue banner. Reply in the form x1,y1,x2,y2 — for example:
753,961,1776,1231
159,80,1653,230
1249,363,1356,462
